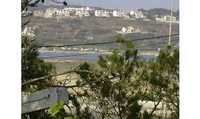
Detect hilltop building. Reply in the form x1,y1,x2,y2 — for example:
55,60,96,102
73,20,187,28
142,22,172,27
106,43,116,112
75,10,90,17
55,9,70,17
44,8,58,18
112,10,128,18
129,10,145,19
31,6,149,20
95,10,111,17
33,10,44,17
155,15,178,23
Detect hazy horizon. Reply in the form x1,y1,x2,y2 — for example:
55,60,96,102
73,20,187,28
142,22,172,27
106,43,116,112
44,0,179,10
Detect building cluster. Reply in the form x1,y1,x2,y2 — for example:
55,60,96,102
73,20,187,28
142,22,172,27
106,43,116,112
155,15,178,23
32,6,146,19
21,6,180,23
34,7,92,18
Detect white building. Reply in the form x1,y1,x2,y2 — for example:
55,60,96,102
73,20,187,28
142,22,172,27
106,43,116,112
117,26,140,34
33,10,44,17
155,15,178,23
122,26,136,33
126,26,135,33
129,11,135,16
163,15,177,22
75,10,90,17
64,7,92,12
112,10,118,17
129,10,145,19
95,10,110,17
55,9,70,17
112,10,128,17
44,8,58,18
85,7,93,11
61,7,92,17
43,8,72,18
135,11,145,19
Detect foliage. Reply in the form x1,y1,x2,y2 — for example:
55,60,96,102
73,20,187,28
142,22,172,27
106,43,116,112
22,34,179,119
74,36,179,119
75,35,146,119
48,100,67,119
22,34,54,91
22,0,44,11
48,97,93,119
20,0,179,117
142,45,179,118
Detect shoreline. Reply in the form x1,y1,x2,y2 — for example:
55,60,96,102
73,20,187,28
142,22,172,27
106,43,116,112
39,49,112,55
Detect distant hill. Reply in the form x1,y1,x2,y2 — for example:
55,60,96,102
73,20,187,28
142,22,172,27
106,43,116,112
23,16,179,50
28,5,179,21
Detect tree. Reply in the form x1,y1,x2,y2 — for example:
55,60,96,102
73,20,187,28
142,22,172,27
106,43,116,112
141,46,179,118
42,36,179,119
74,36,179,119
75,35,147,119
21,0,59,91
22,0,43,11
22,33,54,91
22,0,68,11
21,1,179,118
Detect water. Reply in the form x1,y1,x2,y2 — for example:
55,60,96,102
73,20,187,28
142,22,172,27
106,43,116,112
39,51,156,62
39,51,102,61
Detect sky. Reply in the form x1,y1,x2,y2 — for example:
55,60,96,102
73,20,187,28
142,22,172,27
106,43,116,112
45,0,179,10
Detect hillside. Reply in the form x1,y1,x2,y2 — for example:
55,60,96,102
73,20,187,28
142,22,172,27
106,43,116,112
24,15,179,50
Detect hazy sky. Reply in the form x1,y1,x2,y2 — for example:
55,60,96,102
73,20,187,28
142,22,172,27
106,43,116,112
46,0,179,10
